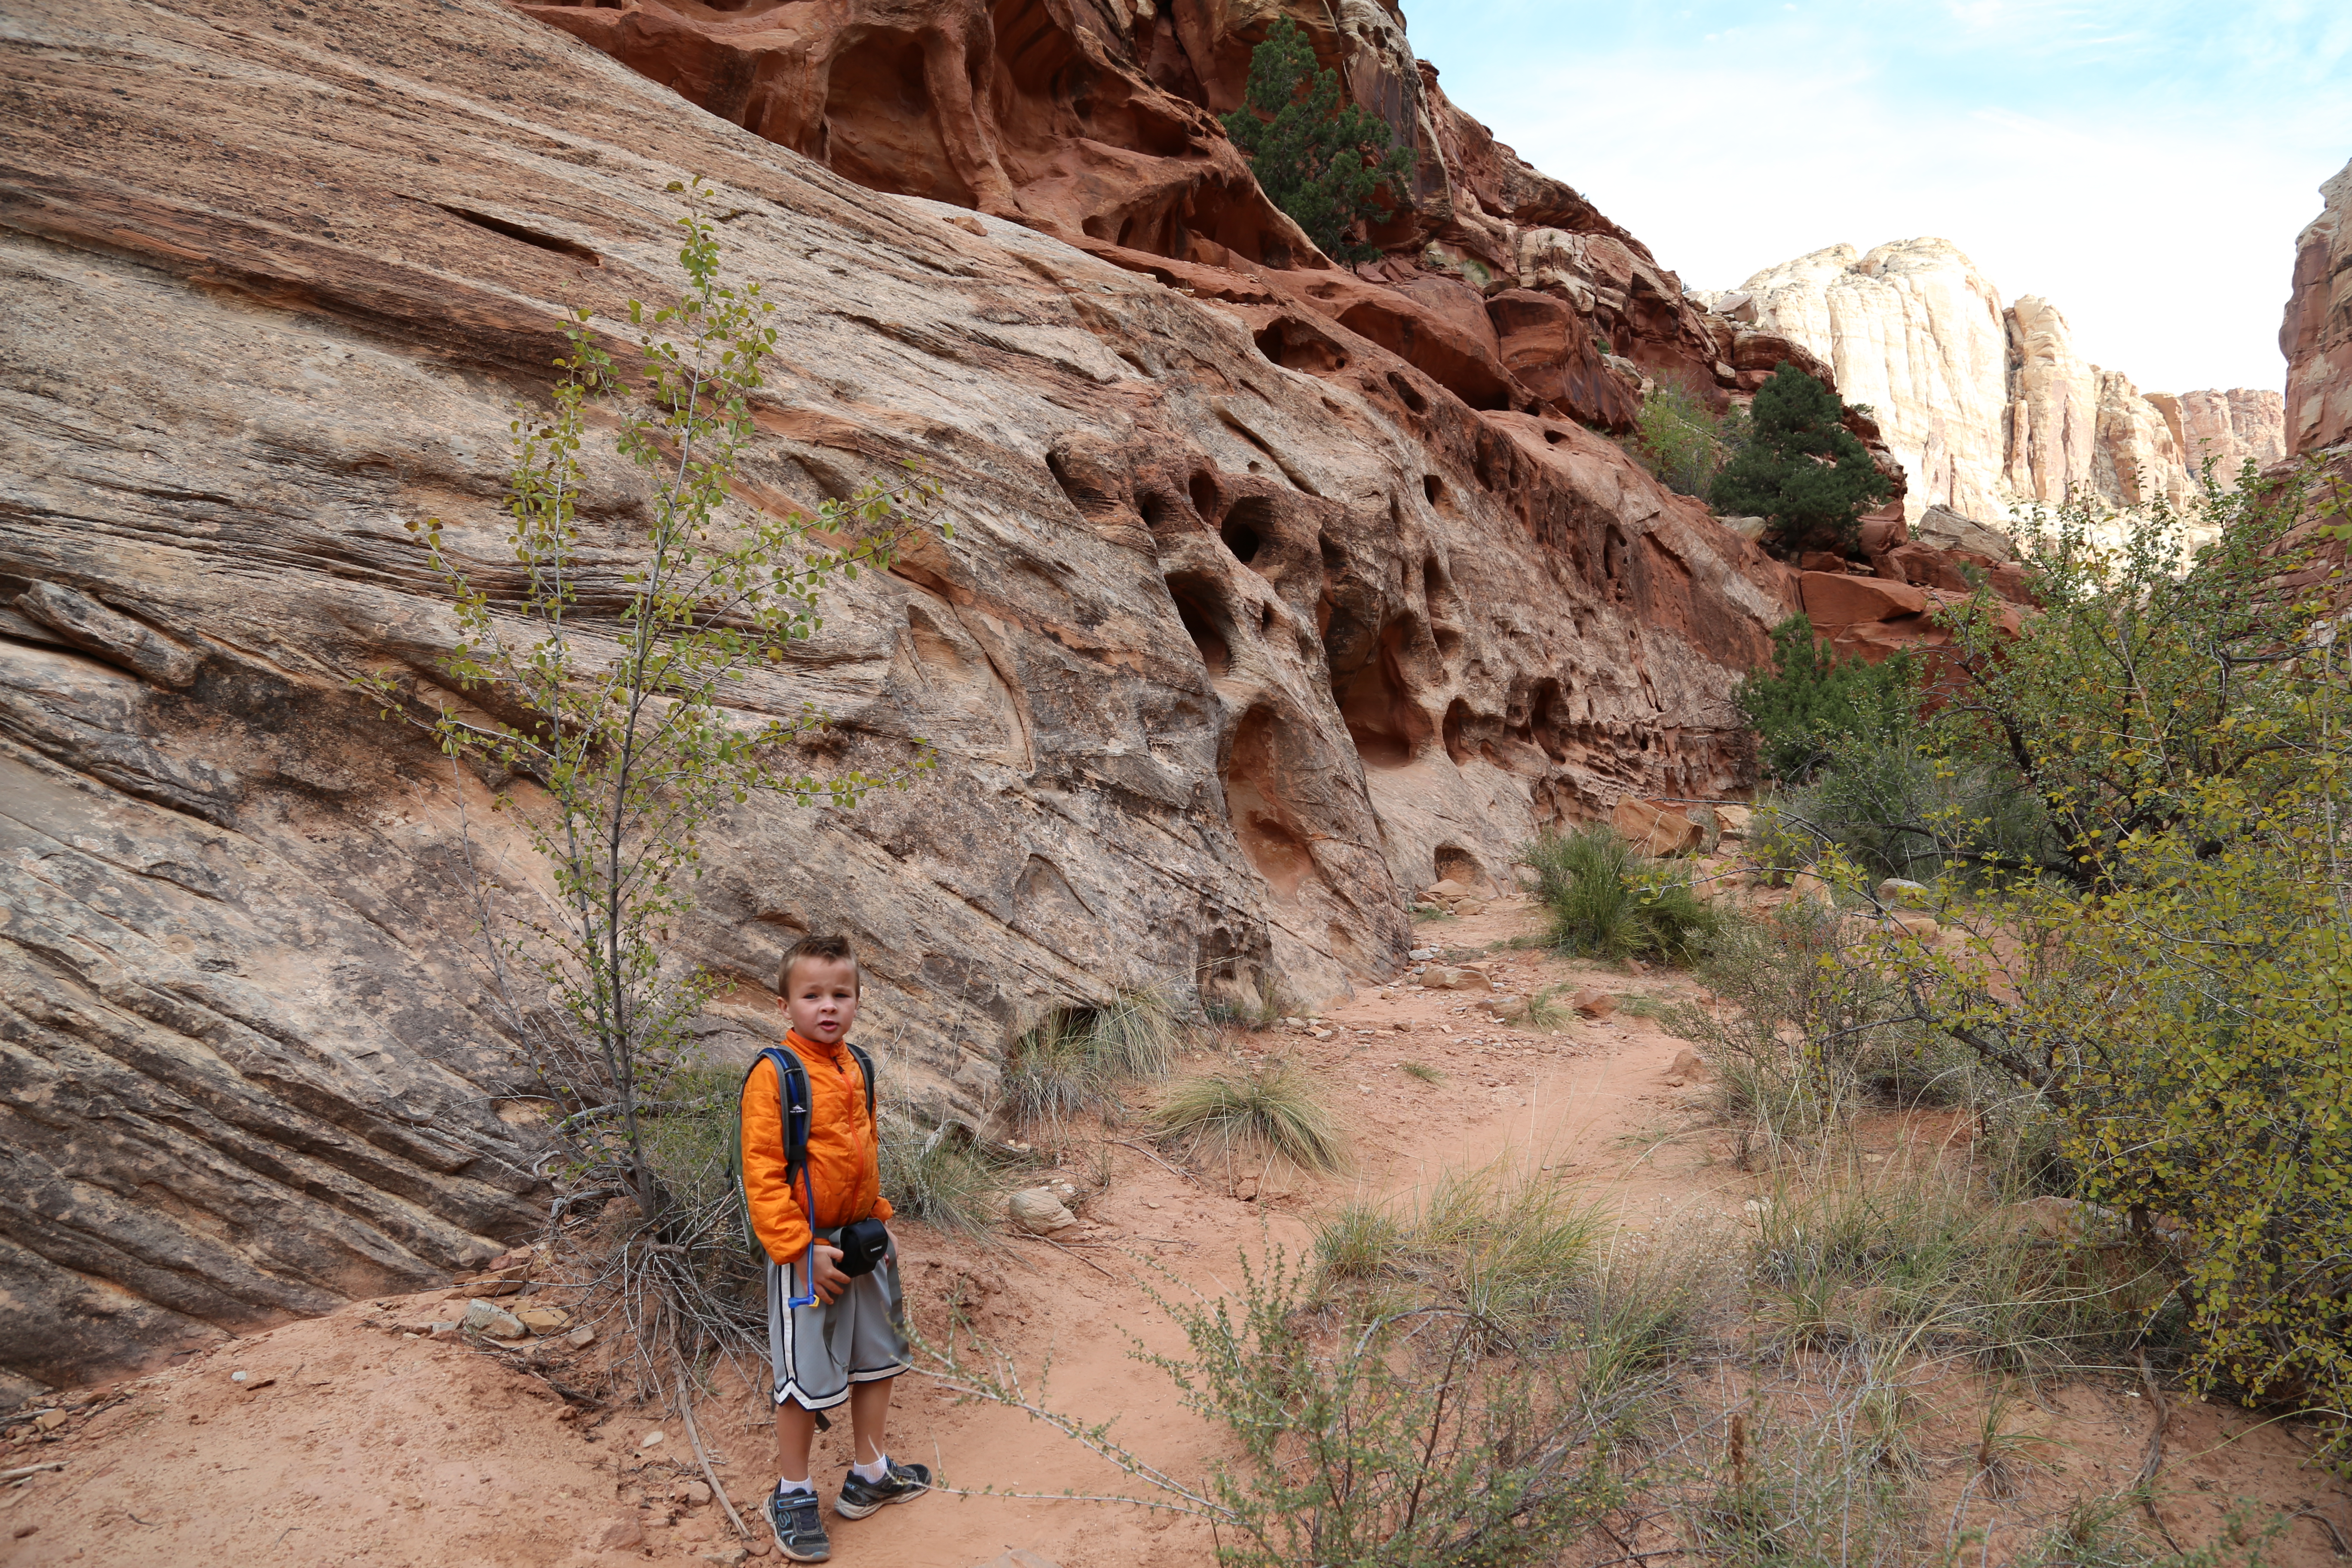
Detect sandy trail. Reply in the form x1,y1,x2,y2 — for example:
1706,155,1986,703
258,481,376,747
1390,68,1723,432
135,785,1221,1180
9,894,2348,1566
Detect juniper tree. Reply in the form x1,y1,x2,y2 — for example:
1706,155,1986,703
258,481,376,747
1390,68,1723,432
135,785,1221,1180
1222,17,1413,261
1709,363,1891,554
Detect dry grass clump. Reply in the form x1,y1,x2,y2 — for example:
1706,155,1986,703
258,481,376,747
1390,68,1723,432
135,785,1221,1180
1155,1061,1344,1173
1313,1163,1616,1349
1667,902,1994,1164
875,1105,1002,1237
1003,991,1178,1130
1527,824,1722,963
1748,1168,2160,1378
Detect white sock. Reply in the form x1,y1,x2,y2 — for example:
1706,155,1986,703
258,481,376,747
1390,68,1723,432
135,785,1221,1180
776,1475,813,1496
851,1453,889,1483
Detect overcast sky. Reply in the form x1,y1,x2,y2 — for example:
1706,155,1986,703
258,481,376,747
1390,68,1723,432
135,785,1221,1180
1400,0,2352,395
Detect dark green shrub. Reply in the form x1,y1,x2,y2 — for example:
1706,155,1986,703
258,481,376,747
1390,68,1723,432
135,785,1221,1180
1736,614,1917,784
1786,734,2059,883
1708,363,1891,554
1221,18,1412,260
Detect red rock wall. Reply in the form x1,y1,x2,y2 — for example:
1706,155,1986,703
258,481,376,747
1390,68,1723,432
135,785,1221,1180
2283,156,2352,456
508,0,1845,438
0,0,1794,1395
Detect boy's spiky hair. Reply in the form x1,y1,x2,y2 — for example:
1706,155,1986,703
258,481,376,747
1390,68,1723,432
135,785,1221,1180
779,932,860,995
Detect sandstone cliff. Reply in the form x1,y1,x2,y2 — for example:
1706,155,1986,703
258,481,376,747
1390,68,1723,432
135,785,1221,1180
512,0,1857,432
2283,156,2352,455
1717,240,2283,526
0,0,1795,1396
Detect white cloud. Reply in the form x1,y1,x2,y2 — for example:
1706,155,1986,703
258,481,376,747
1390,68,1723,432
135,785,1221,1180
1403,1,2352,393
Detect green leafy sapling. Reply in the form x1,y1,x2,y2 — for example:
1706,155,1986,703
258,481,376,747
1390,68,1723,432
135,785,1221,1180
357,180,951,1216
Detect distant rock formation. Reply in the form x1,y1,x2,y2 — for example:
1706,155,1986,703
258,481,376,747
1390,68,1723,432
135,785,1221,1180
2283,156,2352,456
1708,240,2283,525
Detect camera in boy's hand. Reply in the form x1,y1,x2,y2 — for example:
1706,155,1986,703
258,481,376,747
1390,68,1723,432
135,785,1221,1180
833,1216,891,1278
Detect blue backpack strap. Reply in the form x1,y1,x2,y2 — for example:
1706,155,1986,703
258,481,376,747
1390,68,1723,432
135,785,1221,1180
846,1042,877,1127
751,1044,811,1181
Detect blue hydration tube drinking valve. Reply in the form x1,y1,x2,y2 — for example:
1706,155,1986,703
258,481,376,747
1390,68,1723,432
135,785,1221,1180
787,1161,820,1309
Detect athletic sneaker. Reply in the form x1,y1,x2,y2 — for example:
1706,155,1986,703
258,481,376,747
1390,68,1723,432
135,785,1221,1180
834,1458,932,1519
766,1487,830,1562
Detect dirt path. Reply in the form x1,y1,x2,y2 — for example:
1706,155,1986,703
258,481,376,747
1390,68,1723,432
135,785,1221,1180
9,894,2348,1566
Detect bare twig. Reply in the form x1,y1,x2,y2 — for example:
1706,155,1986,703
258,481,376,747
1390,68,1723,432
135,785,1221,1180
2135,1350,2183,1551
1108,1139,1198,1185
2,1462,66,1481
1035,1236,1119,1281
675,1357,750,1540
2294,1507,2352,1557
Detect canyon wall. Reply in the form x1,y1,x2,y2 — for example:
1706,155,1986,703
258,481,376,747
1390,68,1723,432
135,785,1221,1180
2284,156,2352,456
0,0,1797,1396
511,0,1868,429
1713,240,2283,526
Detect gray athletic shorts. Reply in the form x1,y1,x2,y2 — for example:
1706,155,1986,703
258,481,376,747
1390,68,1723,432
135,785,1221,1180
765,1228,912,1412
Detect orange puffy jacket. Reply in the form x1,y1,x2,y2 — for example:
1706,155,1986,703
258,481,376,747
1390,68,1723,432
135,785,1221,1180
740,1029,893,1265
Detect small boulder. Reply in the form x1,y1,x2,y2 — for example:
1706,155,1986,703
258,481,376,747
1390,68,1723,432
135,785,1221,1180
460,1299,527,1340
1713,803,1753,838
592,1514,646,1553
1663,1047,1709,1085
1007,1187,1078,1234
1421,967,1493,992
1426,878,1474,901
1801,571,1928,625
1876,877,1929,907
1406,947,1437,961
1613,796,1702,858
563,1325,596,1351
1785,872,1833,907
1889,911,1939,940
685,1480,714,1506
1569,987,1616,1020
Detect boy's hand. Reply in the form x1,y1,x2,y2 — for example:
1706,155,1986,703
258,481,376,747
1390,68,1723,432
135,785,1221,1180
809,1243,848,1303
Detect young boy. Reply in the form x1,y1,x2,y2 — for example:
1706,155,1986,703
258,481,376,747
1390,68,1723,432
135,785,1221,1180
741,933,929,1562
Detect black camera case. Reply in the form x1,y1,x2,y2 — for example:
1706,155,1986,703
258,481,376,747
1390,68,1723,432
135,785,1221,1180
833,1216,891,1278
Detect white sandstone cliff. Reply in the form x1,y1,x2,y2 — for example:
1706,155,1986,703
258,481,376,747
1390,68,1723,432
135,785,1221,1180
1723,239,2282,525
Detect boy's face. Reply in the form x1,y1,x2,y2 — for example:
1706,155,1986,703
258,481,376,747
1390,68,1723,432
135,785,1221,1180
781,957,860,1046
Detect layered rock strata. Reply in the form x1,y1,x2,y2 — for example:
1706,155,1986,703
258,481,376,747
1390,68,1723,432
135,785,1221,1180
0,0,1792,1394
1717,240,2283,525
513,0,1840,432
2283,157,2352,456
